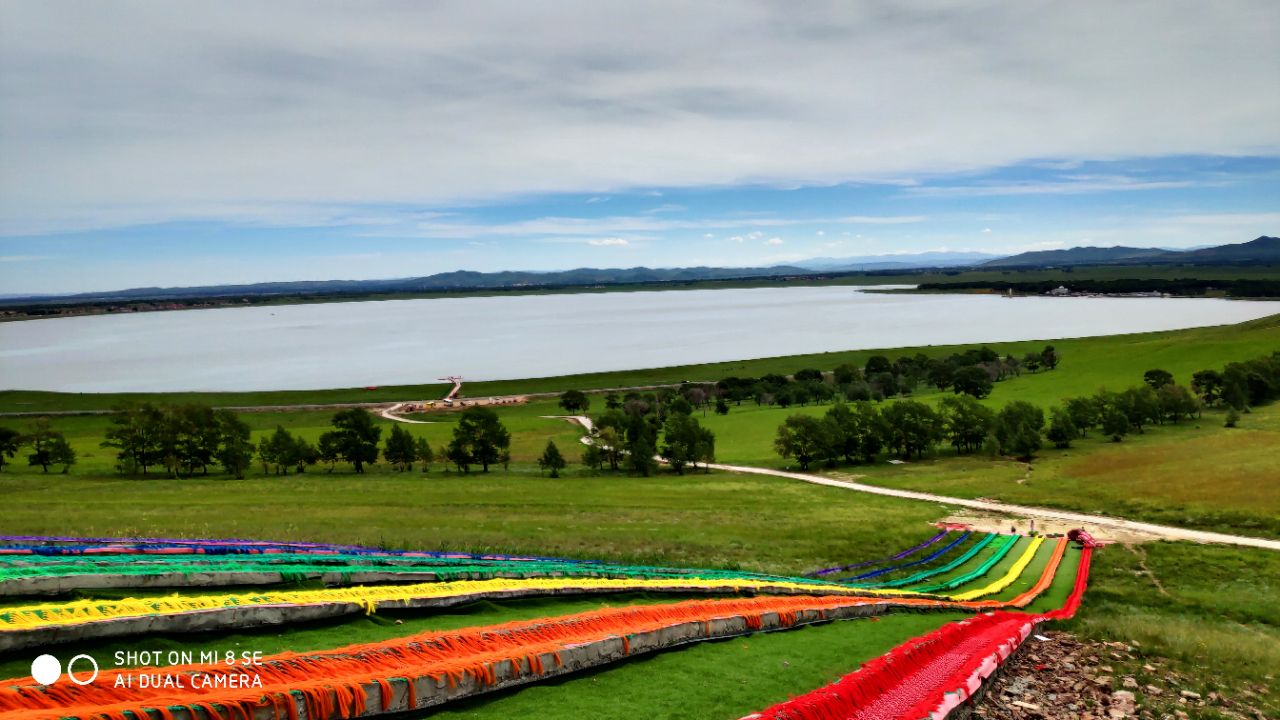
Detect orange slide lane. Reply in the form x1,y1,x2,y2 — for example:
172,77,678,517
0,595,924,720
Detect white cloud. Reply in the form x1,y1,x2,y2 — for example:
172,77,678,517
703,233,714,238
905,176,1207,198
765,237,783,246
587,237,629,246
815,230,825,236
982,228,992,233
2,3,1276,233
729,235,744,243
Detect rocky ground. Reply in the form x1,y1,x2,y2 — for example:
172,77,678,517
972,631,1274,720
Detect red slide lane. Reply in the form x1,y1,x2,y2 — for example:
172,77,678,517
743,546,1093,720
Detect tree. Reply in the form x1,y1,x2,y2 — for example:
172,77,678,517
317,432,342,473
1143,369,1174,390
667,396,694,417
559,389,591,414
102,403,165,475
864,355,892,377
1045,407,1078,449
329,409,382,473
714,398,730,415
628,435,659,476
1156,383,1199,423
449,407,510,473
383,424,417,471
604,393,622,410
596,425,624,471
940,395,995,454
661,413,714,475
260,426,298,475
1224,407,1241,428
994,401,1045,460
23,418,66,473
928,360,956,391
445,435,473,472
538,440,567,477
1191,370,1224,406
381,422,417,468
882,400,942,460
581,442,604,473
824,402,883,464
0,427,19,472
1102,406,1130,442
952,366,994,399
214,410,254,479
833,363,862,386
291,437,318,473
869,372,899,398
1040,345,1060,370
414,437,434,472
794,368,824,383
46,434,76,473
1119,385,1160,432
774,415,830,470
1064,396,1099,437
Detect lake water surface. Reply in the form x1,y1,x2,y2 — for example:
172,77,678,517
2,286,1277,392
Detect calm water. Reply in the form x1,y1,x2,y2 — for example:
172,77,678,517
1,286,1277,392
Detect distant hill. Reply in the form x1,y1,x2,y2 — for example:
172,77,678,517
1176,235,1280,263
981,236,1279,268
795,251,1001,272
2,265,821,305
981,246,1175,268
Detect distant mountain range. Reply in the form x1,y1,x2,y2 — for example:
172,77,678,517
0,250,1003,305
982,235,1280,268
793,251,1000,271
3,237,1275,307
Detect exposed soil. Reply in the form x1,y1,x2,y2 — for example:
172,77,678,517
973,631,1274,720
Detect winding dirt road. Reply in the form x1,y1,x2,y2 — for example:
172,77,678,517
551,415,1279,550
705,461,1280,550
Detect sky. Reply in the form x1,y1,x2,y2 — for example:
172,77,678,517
1,1,1278,295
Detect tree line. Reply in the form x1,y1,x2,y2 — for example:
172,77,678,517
771,357,1265,470
565,389,716,476
714,344,1059,409
917,278,1280,298
25,403,519,479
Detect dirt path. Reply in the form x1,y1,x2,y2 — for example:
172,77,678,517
705,462,1280,550
379,403,434,424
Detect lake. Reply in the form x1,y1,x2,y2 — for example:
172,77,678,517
1,286,1277,392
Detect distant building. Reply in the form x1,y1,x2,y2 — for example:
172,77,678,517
1047,285,1071,296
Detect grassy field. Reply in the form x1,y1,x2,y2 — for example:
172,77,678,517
2,313,1277,717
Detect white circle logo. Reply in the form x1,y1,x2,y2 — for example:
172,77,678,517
67,655,99,686
31,654,61,685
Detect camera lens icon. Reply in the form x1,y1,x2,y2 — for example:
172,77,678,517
31,654,60,685
31,653,98,686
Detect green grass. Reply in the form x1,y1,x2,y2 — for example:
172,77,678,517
424,611,967,720
0,470,951,578
823,402,1280,538
3,312,1277,413
1065,542,1280,716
